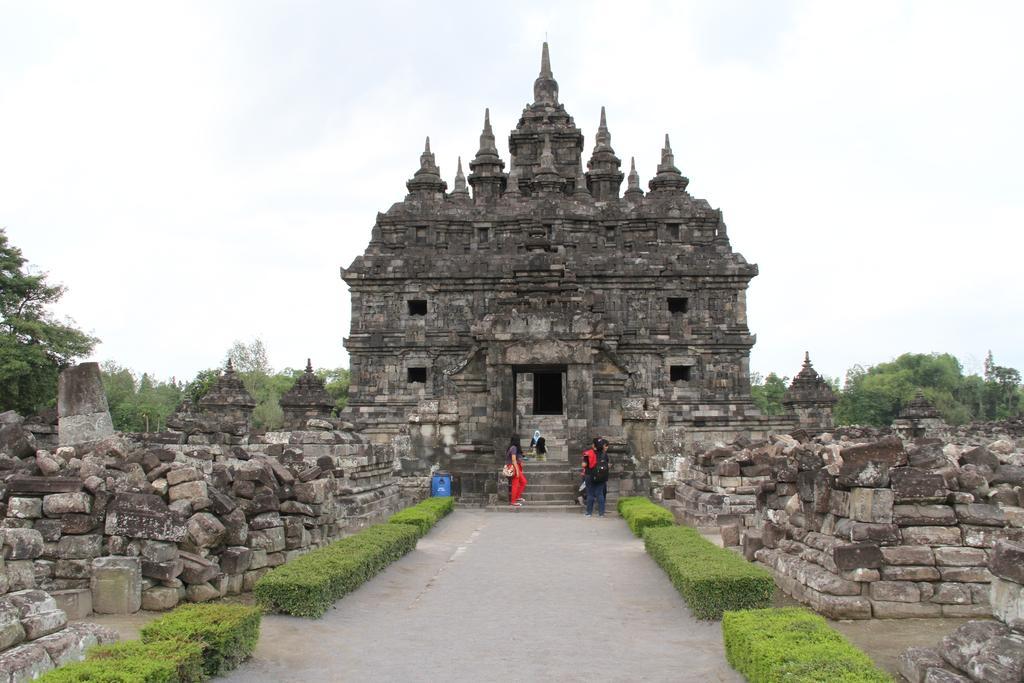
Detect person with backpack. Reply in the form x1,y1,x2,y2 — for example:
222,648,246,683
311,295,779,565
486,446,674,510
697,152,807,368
581,437,609,517
506,434,527,507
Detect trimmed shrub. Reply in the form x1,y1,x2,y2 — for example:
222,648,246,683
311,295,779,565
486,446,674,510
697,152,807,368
37,639,205,683
388,496,455,537
644,525,774,619
140,603,261,677
617,496,674,537
255,522,420,618
722,607,892,682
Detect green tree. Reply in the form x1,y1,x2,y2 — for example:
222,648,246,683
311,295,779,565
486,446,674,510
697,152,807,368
0,229,98,414
100,362,183,432
751,372,788,416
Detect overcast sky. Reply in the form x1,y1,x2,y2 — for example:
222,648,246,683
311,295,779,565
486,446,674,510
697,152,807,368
2,1,1022,385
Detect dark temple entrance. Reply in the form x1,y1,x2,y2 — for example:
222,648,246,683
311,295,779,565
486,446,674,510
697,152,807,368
533,371,564,415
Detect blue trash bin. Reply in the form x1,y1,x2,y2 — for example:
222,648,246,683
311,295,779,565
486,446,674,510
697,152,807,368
431,472,452,497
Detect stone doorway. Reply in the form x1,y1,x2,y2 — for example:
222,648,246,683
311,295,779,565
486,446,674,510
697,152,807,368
514,365,568,460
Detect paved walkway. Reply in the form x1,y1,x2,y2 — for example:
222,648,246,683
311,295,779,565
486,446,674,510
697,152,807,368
222,510,742,683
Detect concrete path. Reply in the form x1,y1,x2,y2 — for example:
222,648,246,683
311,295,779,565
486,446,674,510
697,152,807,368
222,510,742,683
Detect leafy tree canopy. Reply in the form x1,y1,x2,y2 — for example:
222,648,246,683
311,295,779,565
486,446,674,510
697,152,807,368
0,229,97,414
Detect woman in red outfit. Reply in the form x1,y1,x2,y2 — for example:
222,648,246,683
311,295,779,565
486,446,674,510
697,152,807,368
506,435,527,507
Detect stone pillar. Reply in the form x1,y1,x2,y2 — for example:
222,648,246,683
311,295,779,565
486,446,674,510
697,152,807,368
57,363,114,446
90,557,142,614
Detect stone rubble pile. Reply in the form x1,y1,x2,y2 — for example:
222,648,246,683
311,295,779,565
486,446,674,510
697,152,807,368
673,428,1024,619
898,539,1024,682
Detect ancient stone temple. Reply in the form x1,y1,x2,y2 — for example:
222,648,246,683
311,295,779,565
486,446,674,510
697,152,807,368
782,353,838,434
341,43,791,497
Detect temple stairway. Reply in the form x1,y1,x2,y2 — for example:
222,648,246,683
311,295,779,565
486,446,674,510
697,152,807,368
518,414,569,461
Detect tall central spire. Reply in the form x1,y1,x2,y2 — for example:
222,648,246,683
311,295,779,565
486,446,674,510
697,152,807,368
533,41,559,106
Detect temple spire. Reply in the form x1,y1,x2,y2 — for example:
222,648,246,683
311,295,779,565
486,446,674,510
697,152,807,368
305,358,314,374
504,153,522,198
573,160,591,198
532,41,559,106
533,136,565,197
624,156,644,202
405,135,447,199
450,156,470,201
648,132,689,192
469,108,507,202
586,105,623,200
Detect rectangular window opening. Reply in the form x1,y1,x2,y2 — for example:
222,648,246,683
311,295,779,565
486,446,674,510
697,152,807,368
415,226,428,244
407,367,427,383
670,365,692,382
666,223,681,240
532,371,564,415
407,299,427,316
477,227,490,243
605,226,615,241
668,297,689,314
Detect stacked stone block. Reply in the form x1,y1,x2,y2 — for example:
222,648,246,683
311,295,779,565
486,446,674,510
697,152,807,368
742,432,1024,619
898,539,1024,682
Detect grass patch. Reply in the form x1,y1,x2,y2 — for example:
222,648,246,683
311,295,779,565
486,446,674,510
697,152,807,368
722,607,893,682
644,525,774,620
617,496,674,536
388,496,454,537
140,603,261,677
37,638,205,682
254,522,420,618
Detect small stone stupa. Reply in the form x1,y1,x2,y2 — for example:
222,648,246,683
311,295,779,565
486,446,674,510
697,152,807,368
279,360,335,429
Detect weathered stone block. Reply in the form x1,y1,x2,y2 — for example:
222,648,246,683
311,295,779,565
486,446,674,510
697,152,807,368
880,565,941,581
185,582,220,603
58,363,114,446
169,480,208,502
941,620,1008,672
930,582,972,605
165,467,203,487
187,512,225,549
898,646,946,683
4,528,44,560
248,527,286,553
90,556,141,614
0,600,26,651
873,600,943,618
295,479,331,504
991,576,1024,630
0,642,54,680
849,488,894,523
962,524,1024,548
42,492,92,517
178,551,219,585
6,589,67,640
50,589,91,620
871,580,921,602
220,546,252,575
54,559,91,579
847,522,901,545
55,534,103,560
966,634,1024,683
833,542,883,571
934,546,987,567
890,467,948,503
7,498,42,520
954,503,1006,527
141,558,183,582
882,545,935,566
901,526,962,547
894,504,957,526
141,585,180,611
939,566,992,582
105,493,186,542
990,540,1024,584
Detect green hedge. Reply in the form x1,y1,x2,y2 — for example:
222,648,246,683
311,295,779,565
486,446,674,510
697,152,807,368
644,525,774,620
37,636,205,682
617,496,674,536
388,496,455,537
140,604,261,677
255,522,420,618
723,608,892,682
